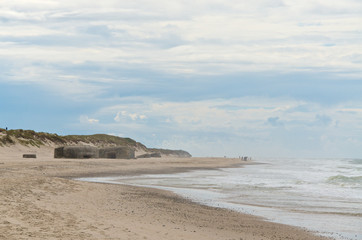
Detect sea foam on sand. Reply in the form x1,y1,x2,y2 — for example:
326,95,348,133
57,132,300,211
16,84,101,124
79,158,362,240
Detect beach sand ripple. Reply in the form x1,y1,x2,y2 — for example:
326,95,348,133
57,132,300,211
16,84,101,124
0,146,330,240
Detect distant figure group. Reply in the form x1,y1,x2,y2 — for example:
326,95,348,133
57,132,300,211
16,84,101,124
239,156,251,161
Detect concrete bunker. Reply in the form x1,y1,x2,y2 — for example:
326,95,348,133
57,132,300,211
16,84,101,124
54,146,99,159
54,146,135,159
99,147,135,159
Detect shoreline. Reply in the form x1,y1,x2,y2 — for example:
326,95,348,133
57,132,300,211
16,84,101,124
74,165,346,240
0,148,330,239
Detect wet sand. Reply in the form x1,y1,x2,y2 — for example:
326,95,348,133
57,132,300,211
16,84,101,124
0,146,330,239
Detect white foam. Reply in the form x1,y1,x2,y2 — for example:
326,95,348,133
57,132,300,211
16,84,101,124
77,158,362,240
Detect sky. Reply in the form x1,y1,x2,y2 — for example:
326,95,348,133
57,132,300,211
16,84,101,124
0,0,362,158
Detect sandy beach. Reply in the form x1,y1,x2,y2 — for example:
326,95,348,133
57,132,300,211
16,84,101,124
0,146,330,240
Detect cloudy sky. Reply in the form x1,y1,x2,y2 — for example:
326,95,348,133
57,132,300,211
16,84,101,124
1,0,361,157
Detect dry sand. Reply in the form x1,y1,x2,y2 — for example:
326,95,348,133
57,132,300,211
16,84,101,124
0,146,330,240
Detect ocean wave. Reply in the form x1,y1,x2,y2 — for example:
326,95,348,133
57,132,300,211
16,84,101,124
349,158,362,165
326,175,362,186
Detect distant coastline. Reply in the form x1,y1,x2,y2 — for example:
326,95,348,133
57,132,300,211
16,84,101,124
0,128,191,158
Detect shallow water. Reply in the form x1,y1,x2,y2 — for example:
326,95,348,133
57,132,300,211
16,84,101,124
78,158,362,240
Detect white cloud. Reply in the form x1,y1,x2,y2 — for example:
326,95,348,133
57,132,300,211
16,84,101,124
90,96,362,157
114,111,147,122
113,112,122,122
100,97,332,132
80,115,99,124
0,0,361,83
338,108,362,114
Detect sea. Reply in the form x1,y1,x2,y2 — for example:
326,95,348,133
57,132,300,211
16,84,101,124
77,158,362,240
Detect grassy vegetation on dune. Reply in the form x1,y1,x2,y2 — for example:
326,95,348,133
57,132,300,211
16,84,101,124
63,134,141,147
0,128,14,146
0,129,191,157
0,129,144,149
0,129,66,147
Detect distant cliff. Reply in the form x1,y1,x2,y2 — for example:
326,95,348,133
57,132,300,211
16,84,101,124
148,148,192,158
0,128,191,158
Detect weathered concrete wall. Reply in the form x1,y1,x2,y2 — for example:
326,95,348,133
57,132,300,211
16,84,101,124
54,146,99,159
54,147,64,158
54,146,135,159
99,147,135,159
